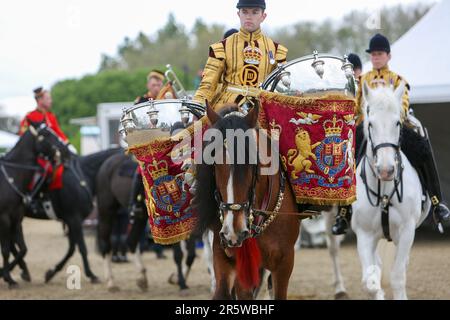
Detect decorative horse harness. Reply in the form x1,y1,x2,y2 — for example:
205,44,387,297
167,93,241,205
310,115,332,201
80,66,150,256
214,166,287,240
212,111,317,244
360,117,405,242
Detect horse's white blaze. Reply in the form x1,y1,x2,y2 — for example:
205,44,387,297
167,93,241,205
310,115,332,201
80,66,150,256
222,170,238,243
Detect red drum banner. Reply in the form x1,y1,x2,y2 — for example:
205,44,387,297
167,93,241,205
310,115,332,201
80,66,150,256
128,123,205,245
259,92,357,206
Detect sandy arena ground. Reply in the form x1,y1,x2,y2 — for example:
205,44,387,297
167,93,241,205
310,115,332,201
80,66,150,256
0,218,449,300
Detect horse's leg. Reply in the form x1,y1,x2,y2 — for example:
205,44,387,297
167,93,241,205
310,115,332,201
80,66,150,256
184,237,197,283
0,218,18,288
324,210,348,299
212,230,233,300
98,211,118,292
10,225,31,282
45,222,76,283
202,231,216,294
270,247,295,300
134,247,148,291
355,230,384,300
234,278,254,300
390,224,415,300
171,243,188,291
73,217,99,284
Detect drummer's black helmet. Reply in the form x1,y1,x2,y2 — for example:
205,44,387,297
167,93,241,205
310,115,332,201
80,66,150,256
237,0,266,9
366,33,391,54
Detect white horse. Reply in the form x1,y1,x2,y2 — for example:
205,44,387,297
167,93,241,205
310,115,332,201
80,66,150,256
324,83,431,300
354,82,432,300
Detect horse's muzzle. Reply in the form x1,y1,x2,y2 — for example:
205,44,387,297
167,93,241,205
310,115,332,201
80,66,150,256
219,230,250,248
377,165,396,181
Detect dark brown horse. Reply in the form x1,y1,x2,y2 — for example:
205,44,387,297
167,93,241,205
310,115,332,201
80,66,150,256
193,102,302,300
96,152,198,293
0,123,70,288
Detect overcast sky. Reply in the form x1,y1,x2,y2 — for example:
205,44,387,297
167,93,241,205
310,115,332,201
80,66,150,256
0,0,436,100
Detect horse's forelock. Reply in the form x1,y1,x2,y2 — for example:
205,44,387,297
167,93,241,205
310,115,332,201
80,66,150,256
366,86,402,118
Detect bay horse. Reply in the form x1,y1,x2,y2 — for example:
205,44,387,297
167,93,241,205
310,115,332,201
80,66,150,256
96,152,199,293
193,101,302,300
0,123,69,288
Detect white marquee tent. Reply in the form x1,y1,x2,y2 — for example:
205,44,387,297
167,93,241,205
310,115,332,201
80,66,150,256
0,130,19,150
363,0,450,104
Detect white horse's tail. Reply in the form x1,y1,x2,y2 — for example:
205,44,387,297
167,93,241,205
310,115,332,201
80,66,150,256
377,239,396,288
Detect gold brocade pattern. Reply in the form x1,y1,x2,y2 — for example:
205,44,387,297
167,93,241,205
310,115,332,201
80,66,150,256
193,28,288,110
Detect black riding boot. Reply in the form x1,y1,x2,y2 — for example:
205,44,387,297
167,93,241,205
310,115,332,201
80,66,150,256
401,126,450,224
332,206,352,235
332,124,364,235
418,147,450,223
128,170,145,222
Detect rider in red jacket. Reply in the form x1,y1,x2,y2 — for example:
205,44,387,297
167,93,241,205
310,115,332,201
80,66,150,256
19,87,74,200
19,87,69,143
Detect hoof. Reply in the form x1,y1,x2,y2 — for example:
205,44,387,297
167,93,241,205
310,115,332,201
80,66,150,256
179,288,190,297
136,278,148,292
168,273,178,286
90,276,101,284
21,272,32,283
44,270,55,283
335,291,350,300
107,285,121,293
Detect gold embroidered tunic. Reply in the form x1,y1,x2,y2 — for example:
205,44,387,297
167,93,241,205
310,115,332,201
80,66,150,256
356,65,410,124
193,28,288,110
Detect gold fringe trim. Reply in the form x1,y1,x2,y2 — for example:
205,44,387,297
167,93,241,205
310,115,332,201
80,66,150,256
153,231,192,245
296,195,357,206
259,91,356,107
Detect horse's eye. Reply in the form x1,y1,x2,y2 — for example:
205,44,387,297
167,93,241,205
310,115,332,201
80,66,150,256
396,121,401,126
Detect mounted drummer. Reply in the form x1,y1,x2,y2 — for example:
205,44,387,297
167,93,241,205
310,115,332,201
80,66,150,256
134,69,177,104
18,87,75,215
332,33,450,235
193,0,288,111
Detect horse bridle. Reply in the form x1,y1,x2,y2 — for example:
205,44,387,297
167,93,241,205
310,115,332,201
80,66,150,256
214,163,259,229
362,112,405,241
0,124,61,204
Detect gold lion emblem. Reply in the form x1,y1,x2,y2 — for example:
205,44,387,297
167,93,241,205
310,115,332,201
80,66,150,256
284,128,321,179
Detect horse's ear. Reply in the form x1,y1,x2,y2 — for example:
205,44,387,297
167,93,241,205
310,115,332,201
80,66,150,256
28,124,38,137
394,81,405,105
206,100,221,125
244,100,259,128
